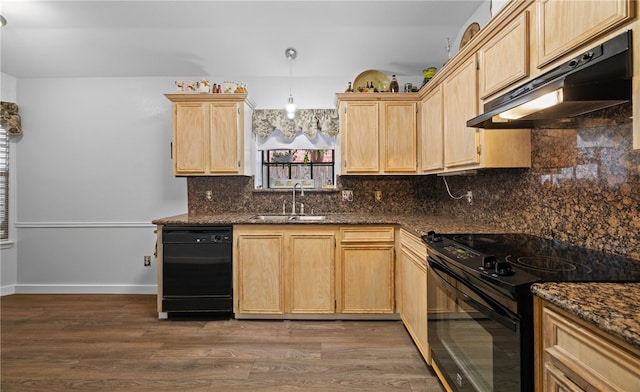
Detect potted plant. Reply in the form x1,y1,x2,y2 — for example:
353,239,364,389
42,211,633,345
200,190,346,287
308,150,327,163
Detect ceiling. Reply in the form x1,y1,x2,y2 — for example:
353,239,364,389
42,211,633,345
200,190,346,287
0,0,484,79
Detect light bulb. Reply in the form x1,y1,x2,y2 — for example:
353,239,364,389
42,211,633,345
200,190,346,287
285,95,296,116
498,89,563,120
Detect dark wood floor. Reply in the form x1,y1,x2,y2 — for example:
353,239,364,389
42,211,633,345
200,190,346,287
1,294,444,391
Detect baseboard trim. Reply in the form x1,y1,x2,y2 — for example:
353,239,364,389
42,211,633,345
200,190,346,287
1,285,16,296
4,284,157,295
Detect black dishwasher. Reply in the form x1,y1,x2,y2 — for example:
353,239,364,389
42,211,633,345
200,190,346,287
161,225,233,318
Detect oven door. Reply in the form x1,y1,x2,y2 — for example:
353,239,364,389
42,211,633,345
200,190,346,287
427,256,523,392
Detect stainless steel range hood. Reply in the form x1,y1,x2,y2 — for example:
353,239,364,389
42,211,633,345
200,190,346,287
467,30,632,129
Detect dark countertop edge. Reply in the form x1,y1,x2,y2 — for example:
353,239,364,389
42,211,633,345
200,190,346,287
532,282,640,350
151,212,508,237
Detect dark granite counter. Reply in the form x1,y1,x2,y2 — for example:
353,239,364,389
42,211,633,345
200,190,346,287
152,212,510,237
532,282,640,349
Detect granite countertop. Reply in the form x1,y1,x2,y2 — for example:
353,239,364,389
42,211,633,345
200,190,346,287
152,212,509,237
532,282,640,349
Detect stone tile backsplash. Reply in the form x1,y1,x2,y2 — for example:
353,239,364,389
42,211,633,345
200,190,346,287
189,103,639,260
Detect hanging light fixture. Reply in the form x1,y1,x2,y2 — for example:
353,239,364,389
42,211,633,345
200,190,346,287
285,47,297,119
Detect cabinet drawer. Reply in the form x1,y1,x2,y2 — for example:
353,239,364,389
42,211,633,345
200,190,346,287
340,226,395,243
400,229,427,266
542,305,640,391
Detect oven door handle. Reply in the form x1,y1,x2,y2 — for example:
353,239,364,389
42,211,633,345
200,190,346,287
428,257,520,331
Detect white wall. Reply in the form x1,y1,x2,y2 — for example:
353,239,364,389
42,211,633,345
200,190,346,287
6,73,423,294
13,77,187,293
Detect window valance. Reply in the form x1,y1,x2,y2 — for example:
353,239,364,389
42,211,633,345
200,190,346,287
0,102,22,136
252,109,339,140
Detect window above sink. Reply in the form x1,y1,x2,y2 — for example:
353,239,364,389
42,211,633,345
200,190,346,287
252,108,339,191
258,149,335,190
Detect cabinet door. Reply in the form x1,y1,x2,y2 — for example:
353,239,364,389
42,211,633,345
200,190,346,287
537,0,632,67
479,12,529,99
288,233,335,313
339,245,394,313
209,103,241,174
538,300,640,392
421,85,444,172
173,103,207,175
444,56,480,169
381,101,417,173
399,231,429,363
236,234,284,314
340,101,380,173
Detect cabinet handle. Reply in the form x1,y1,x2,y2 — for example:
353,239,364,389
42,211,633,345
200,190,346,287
170,142,173,159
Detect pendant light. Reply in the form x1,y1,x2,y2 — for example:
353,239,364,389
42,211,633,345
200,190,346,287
285,48,297,119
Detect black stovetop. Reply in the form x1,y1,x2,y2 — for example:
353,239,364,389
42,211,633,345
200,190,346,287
423,233,640,288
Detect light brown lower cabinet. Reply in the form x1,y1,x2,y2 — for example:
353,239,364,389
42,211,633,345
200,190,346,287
338,226,395,314
234,225,397,318
399,229,430,364
234,225,336,316
535,297,640,392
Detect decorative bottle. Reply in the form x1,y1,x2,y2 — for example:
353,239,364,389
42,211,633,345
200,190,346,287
345,82,354,93
389,75,399,93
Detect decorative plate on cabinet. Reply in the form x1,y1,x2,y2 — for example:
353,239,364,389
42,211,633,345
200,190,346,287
353,69,390,92
459,22,480,49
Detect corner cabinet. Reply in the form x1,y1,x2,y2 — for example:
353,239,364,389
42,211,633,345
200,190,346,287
534,298,640,391
336,93,419,175
165,94,255,176
398,229,430,363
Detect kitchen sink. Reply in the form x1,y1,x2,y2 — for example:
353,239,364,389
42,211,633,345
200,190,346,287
294,215,327,221
251,215,327,222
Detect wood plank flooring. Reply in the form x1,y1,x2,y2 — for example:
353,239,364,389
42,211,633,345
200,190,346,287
1,294,444,392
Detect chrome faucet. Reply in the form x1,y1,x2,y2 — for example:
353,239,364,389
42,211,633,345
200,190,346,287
292,182,304,215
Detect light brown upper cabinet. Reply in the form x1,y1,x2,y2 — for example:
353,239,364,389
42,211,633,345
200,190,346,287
479,11,530,99
420,85,445,173
443,56,481,169
537,0,633,68
165,94,255,176
337,93,419,175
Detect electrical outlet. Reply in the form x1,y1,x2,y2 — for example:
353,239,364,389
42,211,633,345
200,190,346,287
205,190,213,201
374,190,382,202
144,256,151,267
465,191,473,204
342,190,353,202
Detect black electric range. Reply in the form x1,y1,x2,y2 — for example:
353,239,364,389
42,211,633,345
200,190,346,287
422,232,640,392
425,232,640,290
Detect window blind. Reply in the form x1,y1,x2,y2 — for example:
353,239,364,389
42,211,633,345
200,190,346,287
0,126,8,240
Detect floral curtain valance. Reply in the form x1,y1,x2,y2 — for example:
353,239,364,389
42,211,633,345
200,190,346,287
0,102,22,136
252,109,339,140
